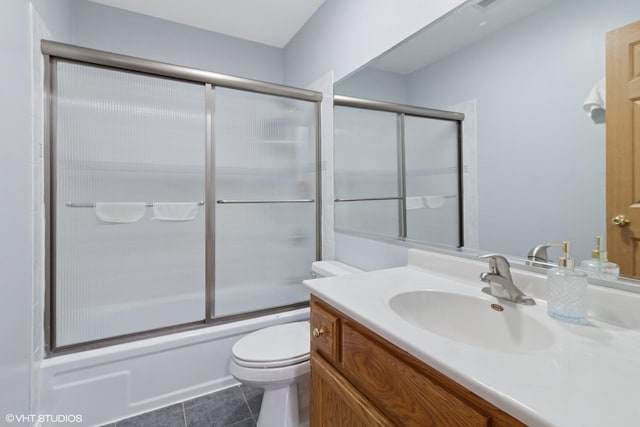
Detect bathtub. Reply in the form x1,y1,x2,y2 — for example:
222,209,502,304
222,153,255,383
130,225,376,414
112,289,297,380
37,307,309,426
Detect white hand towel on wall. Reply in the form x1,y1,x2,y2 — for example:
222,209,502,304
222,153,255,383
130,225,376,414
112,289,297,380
95,202,146,223
152,202,199,221
583,78,606,118
423,195,445,209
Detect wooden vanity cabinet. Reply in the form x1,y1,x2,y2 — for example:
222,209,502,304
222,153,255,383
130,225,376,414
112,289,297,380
310,295,526,427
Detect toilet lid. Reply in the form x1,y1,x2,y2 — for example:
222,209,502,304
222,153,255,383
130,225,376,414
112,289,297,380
232,321,310,368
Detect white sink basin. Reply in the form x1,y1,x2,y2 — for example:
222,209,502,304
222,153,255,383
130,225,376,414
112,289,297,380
389,290,554,353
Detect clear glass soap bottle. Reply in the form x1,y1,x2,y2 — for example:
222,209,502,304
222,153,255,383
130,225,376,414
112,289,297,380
579,236,620,280
547,242,588,324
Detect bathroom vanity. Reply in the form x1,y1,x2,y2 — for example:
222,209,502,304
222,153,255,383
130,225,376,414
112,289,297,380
303,249,640,426
310,295,524,426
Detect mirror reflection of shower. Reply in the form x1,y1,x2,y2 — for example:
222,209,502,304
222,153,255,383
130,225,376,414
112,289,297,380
333,97,463,248
334,0,640,267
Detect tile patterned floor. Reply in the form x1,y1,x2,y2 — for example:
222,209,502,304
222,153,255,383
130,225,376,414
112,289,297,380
103,384,263,427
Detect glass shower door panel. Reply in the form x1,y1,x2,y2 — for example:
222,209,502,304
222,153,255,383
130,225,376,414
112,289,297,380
214,88,316,202
214,87,317,317
404,116,460,246
334,106,399,199
214,204,315,317
55,61,206,346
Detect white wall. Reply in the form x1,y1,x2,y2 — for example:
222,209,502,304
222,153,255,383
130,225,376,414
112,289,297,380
283,0,466,88
308,71,337,260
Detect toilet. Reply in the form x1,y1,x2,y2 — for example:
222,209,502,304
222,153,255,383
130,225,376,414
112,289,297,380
229,260,363,427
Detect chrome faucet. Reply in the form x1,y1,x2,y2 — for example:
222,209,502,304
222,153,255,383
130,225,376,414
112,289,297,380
527,244,553,268
479,254,535,305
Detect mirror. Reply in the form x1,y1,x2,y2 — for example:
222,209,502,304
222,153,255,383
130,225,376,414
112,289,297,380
334,0,640,279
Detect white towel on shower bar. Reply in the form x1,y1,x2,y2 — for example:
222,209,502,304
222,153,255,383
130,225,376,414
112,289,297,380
95,202,146,223
152,202,199,221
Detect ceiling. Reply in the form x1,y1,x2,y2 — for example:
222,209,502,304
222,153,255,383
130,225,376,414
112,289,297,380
88,0,326,48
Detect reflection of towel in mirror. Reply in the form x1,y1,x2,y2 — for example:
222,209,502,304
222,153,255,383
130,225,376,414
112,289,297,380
423,196,445,209
406,197,426,210
406,196,446,210
95,202,146,223
583,79,606,118
152,202,198,221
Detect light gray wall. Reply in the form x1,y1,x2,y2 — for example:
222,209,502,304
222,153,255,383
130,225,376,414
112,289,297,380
283,0,465,88
406,0,640,262
334,67,408,104
71,0,285,83
0,1,32,418
0,0,73,418
32,0,74,43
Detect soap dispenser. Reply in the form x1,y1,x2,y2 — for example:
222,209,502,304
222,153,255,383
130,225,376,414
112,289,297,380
579,236,620,279
547,241,588,324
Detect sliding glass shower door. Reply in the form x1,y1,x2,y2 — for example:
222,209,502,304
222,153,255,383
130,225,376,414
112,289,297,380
54,61,206,346
46,42,321,352
213,88,317,318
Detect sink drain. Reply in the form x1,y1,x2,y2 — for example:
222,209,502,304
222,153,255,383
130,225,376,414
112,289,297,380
490,303,504,312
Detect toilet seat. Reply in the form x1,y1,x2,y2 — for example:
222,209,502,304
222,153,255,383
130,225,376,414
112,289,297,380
231,321,310,369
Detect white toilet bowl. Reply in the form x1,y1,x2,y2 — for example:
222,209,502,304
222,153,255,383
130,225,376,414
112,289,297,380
229,260,363,427
230,321,310,427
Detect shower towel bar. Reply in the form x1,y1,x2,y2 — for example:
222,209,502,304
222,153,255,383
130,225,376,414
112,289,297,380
334,195,456,202
334,196,402,202
216,199,314,204
66,201,205,208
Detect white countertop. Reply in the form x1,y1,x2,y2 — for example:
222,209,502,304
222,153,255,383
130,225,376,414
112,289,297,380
303,249,640,427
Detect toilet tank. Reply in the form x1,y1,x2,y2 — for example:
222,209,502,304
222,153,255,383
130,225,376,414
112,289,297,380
311,260,363,278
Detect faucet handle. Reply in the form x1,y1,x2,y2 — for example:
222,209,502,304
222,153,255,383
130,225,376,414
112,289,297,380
528,244,552,262
479,254,511,275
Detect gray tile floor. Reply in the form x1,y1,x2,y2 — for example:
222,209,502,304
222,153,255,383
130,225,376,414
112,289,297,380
103,384,263,427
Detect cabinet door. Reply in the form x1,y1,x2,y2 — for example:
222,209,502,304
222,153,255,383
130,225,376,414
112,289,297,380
341,323,490,427
310,354,393,427
310,297,341,363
